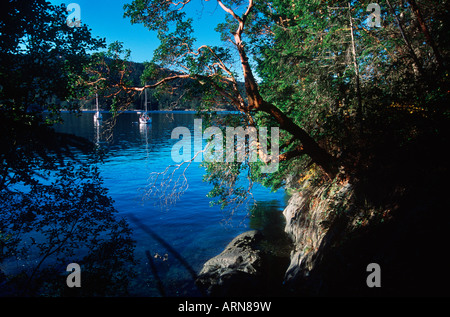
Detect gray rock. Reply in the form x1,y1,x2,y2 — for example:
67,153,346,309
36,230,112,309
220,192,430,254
195,230,265,296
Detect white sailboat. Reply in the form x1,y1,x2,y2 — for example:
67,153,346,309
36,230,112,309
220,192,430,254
139,88,152,124
94,92,102,122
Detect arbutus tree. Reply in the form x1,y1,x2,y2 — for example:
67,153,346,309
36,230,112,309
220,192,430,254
88,0,448,211
114,0,341,211
122,0,338,176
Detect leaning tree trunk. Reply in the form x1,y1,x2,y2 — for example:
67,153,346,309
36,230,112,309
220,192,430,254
225,0,338,178
407,0,445,71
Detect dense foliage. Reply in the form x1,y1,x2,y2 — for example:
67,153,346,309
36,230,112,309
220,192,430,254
123,0,449,209
252,0,450,188
0,0,135,296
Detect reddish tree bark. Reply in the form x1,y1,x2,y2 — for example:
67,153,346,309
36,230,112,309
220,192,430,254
407,0,445,70
225,0,338,177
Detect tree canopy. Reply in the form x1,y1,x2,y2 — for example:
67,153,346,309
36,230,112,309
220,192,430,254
118,0,449,208
0,0,135,295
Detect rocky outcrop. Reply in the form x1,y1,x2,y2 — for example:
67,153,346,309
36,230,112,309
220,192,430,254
195,230,264,296
195,176,366,296
195,175,357,297
282,176,355,294
282,168,450,296
198,160,450,296
195,229,291,297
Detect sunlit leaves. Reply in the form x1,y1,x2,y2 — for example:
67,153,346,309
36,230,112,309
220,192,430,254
0,0,105,117
124,0,179,32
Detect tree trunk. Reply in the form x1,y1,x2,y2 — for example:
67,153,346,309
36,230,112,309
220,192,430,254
212,0,339,178
348,3,363,129
386,0,425,77
227,2,338,178
260,101,338,178
407,0,445,70
232,33,338,177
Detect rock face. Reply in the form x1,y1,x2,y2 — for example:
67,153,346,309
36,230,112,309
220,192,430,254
196,229,291,297
196,178,358,296
198,163,450,296
282,178,355,294
195,230,265,297
282,171,450,296
196,175,364,296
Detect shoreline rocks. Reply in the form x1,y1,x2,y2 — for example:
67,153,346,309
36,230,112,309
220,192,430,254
196,177,354,297
197,164,450,296
195,230,290,297
195,230,264,297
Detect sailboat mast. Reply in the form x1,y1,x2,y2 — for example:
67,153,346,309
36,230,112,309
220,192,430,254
144,88,147,112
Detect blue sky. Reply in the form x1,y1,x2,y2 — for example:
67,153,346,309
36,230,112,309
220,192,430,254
49,0,227,63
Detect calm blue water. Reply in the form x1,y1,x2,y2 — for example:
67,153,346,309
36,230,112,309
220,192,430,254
54,111,288,296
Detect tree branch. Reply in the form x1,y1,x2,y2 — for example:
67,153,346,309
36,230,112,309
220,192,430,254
386,0,424,77
279,145,305,162
407,0,445,70
214,0,337,177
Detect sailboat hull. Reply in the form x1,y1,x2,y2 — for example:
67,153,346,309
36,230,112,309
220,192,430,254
139,115,151,124
94,112,102,121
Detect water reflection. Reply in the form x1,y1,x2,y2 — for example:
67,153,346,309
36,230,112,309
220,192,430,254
0,160,136,296
54,111,200,154
248,200,292,259
139,123,151,159
39,111,288,297
95,118,101,147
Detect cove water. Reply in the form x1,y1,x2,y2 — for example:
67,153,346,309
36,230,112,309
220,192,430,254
54,111,288,296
